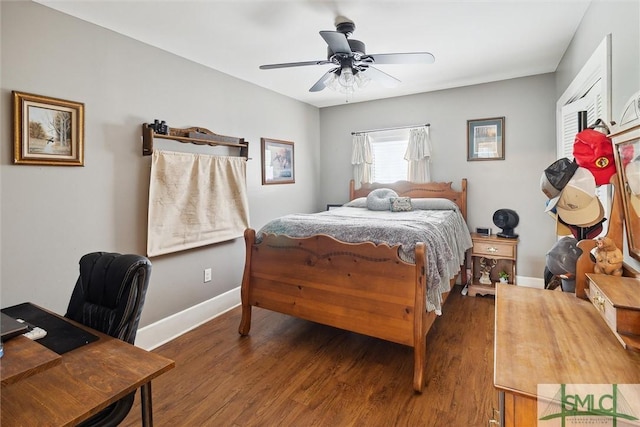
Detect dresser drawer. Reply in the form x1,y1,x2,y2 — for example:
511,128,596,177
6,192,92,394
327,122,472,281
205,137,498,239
586,273,640,351
588,282,618,332
471,240,515,259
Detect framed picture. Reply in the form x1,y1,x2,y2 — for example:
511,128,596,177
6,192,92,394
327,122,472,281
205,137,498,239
13,91,84,166
261,138,294,185
467,117,505,161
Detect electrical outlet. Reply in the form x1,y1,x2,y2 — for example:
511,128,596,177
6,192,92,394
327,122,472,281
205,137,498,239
204,268,212,283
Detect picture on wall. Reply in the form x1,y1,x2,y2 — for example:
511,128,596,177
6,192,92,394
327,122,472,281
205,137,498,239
261,138,295,185
13,91,84,166
467,117,505,161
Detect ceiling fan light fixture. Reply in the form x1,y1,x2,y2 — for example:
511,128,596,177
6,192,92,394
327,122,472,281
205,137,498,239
355,70,371,88
326,67,371,95
338,66,355,88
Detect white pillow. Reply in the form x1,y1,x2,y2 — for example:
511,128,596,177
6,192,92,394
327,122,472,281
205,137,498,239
411,198,459,211
343,197,367,208
366,188,399,211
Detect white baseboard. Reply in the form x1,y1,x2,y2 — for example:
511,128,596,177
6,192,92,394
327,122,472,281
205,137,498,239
515,275,544,289
135,286,241,351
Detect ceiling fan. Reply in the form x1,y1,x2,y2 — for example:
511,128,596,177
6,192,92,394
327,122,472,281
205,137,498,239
259,17,435,94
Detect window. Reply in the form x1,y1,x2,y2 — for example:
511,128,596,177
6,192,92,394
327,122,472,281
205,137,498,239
371,140,408,182
369,129,410,183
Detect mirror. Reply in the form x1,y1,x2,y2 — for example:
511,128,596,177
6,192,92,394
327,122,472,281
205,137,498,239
612,91,640,261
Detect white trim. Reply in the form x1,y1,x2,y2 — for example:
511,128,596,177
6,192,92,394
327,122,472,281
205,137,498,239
515,275,544,289
556,34,612,158
134,286,241,351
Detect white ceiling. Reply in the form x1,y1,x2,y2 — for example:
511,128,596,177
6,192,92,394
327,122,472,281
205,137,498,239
35,0,591,108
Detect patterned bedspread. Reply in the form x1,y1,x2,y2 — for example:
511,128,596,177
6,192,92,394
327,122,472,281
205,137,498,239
256,205,472,313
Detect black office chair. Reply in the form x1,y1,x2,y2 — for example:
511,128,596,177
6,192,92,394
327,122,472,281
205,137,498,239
65,252,152,427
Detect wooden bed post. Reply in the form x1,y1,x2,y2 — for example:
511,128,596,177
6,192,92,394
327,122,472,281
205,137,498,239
412,243,427,393
460,178,468,221
238,228,255,336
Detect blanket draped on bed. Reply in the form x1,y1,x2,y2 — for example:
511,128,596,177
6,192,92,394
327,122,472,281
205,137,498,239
257,206,472,313
147,150,249,257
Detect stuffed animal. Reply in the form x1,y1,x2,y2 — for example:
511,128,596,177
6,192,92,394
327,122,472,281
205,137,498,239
593,236,623,276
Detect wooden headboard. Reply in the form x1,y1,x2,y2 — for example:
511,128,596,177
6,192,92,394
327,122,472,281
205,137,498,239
349,179,468,220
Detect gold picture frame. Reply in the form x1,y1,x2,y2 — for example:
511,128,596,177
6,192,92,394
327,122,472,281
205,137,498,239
261,138,294,185
13,91,84,166
467,117,505,161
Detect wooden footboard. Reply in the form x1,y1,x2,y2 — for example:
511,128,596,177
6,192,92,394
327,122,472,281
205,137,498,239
239,228,441,392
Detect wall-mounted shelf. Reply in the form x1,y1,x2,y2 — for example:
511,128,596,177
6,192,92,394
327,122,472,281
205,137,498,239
142,123,249,159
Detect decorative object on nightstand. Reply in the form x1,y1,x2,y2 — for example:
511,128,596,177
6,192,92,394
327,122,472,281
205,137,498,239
468,233,518,297
478,258,497,285
498,271,509,284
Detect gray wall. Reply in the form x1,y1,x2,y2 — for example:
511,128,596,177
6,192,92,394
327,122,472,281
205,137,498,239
319,75,559,279
0,1,320,326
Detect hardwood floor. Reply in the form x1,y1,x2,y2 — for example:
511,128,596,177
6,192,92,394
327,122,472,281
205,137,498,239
122,286,497,426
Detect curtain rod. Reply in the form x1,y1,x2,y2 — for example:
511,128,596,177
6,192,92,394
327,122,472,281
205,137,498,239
351,123,430,135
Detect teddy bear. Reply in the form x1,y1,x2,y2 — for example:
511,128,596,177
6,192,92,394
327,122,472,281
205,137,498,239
593,236,623,276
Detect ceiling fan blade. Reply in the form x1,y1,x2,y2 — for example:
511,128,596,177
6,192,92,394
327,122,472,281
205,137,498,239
319,30,352,54
361,66,400,88
260,60,331,70
365,52,435,65
309,69,337,92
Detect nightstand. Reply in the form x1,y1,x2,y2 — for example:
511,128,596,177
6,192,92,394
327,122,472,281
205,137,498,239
468,233,518,297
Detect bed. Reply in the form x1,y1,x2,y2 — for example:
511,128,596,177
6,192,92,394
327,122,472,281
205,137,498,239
238,179,471,392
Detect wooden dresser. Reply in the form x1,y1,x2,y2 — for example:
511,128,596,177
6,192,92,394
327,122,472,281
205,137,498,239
494,284,640,426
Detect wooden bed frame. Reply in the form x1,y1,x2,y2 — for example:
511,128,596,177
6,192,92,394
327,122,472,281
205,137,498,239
238,179,468,392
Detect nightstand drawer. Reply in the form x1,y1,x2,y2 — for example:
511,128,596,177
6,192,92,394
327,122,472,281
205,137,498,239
471,240,515,259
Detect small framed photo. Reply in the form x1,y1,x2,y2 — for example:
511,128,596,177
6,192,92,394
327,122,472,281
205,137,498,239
261,138,294,185
13,91,84,166
467,117,505,161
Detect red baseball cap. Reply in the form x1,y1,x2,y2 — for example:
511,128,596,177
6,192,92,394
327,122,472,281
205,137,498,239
573,128,616,186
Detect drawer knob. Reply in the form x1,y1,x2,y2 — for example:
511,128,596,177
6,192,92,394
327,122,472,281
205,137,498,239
487,247,498,253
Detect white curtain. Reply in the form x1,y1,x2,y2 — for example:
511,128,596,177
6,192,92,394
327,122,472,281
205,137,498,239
351,133,372,188
404,126,432,182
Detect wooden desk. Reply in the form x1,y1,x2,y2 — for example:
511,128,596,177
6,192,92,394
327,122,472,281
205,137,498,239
494,284,640,426
1,335,61,386
1,315,174,427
